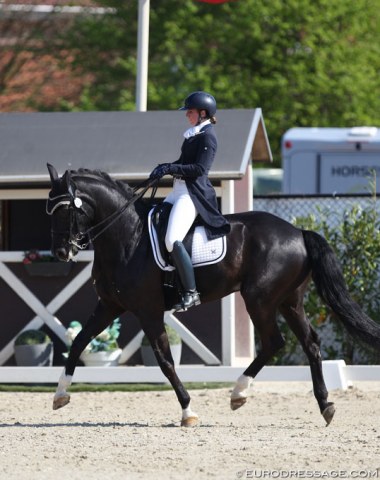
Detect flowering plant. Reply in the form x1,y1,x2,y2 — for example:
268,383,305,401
66,318,121,353
23,249,56,264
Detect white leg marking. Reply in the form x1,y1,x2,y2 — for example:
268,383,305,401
181,401,199,426
54,369,73,400
231,374,251,400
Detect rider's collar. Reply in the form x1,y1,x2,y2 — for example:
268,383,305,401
183,119,211,139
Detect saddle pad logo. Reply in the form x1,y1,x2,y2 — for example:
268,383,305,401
148,209,227,271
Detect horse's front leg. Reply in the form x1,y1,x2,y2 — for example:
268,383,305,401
53,301,120,410
142,316,198,427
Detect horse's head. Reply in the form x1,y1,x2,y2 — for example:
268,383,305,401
46,163,91,262
47,164,152,261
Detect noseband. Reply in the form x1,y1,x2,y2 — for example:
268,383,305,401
47,174,158,250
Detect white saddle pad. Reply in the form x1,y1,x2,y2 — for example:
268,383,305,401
148,208,227,271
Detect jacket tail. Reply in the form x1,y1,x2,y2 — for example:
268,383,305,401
302,229,380,350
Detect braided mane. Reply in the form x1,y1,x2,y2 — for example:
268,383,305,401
70,168,152,216
72,168,134,198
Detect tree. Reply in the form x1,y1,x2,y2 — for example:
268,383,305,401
2,0,380,165
0,1,92,111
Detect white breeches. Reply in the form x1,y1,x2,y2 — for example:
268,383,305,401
164,179,198,253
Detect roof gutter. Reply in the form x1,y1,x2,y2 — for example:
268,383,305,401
0,170,244,185
0,4,115,17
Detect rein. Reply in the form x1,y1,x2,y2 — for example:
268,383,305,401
77,177,158,248
48,176,158,250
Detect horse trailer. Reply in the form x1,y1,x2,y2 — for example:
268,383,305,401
282,126,380,194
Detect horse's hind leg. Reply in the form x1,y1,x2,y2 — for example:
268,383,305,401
231,299,285,410
279,296,335,426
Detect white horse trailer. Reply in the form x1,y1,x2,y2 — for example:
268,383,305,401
282,126,380,194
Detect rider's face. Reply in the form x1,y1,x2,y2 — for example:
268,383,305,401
185,109,199,126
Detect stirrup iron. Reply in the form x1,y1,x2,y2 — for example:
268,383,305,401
173,290,201,312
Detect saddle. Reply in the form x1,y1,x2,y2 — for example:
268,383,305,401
151,202,192,267
148,203,227,272
148,203,227,311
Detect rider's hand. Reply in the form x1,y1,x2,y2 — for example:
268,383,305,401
149,163,173,179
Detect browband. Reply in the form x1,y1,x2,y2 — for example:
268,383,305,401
46,194,71,215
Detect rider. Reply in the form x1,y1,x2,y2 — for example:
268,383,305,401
150,91,231,311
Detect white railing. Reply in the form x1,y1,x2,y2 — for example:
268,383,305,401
0,361,379,390
0,251,93,365
1,252,379,389
0,251,220,368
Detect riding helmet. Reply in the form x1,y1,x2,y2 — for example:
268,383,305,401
179,91,217,117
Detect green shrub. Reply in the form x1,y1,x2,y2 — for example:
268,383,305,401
15,330,51,346
270,192,380,365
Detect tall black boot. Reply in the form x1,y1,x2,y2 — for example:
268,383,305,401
171,241,201,311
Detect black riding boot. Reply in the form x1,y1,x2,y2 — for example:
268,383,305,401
171,241,201,311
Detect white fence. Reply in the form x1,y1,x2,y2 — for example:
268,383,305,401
1,361,380,391
0,251,230,372
1,251,380,390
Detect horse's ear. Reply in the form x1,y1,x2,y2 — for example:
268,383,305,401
47,163,59,184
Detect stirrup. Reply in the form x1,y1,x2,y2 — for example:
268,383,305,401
173,291,201,312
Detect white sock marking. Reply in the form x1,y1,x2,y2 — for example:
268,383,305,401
182,402,198,421
231,374,251,400
54,369,73,399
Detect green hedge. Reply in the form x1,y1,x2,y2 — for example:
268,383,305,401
270,193,380,365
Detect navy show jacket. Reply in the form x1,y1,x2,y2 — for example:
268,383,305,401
169,123,231,240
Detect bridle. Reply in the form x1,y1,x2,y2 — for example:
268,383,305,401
47,174,158,251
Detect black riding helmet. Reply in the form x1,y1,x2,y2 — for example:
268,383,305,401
179,91,217,117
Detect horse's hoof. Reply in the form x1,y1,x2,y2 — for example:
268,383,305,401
53,394,71,411
181,416,199,427
322,403,335,426
230,397,247,411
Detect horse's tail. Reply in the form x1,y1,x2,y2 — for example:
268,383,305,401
302,229,380,349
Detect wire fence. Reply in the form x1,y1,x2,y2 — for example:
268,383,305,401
252,193,380,229
252,193,380,365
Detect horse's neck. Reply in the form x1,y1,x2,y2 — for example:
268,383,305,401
88,184,144,260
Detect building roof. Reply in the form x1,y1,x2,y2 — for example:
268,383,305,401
283,126,380,144
0,109,272,186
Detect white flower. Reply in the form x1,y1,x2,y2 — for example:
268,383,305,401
97,330,111,342
65,319,120,355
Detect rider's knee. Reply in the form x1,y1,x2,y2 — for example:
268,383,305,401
165,235,174,253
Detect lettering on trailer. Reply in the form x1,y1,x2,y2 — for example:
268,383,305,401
331,165,380,177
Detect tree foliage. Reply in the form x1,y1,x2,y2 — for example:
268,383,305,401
2,0,380,164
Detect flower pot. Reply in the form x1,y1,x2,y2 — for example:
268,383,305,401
141,343,182,366
24,262,72,277
14,343,54,366
80,348,122,367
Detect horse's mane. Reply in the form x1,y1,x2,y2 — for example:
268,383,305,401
72,168,134,198
71,168,152,215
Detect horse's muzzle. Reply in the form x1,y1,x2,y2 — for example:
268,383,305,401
54,245,78,262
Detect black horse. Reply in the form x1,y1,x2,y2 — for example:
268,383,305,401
47,164,380,426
